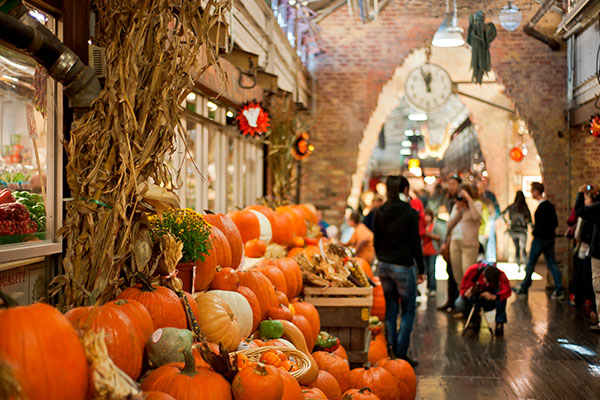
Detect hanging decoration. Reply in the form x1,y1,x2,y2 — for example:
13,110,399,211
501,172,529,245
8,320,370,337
236,101,270,137
509,146,524,162
499,0,522,32
589,113,600,137
292,132,314,160
466,11,497,84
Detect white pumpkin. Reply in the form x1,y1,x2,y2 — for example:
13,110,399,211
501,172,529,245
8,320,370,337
209,290,253,337
247,209,273,243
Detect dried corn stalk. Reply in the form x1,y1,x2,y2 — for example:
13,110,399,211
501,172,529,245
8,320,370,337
51,0,230,308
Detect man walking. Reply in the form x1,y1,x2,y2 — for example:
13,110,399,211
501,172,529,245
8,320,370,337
513,182,564,299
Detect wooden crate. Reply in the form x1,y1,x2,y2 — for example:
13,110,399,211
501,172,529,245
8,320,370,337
304,287,372,368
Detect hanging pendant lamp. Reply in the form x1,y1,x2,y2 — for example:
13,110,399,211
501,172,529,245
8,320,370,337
432,0,465,48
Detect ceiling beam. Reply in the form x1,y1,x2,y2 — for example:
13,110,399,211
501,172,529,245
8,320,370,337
314,0,347,23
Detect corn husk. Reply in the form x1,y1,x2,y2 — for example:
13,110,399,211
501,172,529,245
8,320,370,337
264,243,287,259
0,360,24,400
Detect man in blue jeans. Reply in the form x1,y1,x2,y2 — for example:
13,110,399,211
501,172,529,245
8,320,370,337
374,175,425,367
513,182,564,299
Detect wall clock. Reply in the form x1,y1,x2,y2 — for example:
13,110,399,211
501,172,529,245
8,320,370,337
404,63,453,112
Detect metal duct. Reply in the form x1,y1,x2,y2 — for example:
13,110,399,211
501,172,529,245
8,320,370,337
523,0,561,51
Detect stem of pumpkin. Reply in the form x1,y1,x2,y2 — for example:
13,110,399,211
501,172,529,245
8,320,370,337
135,272,155,292
359,387,373,393
0,290,18,308
254,362,269,376
181,348,197,377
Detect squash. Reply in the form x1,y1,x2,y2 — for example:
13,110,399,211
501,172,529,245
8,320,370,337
228,209,273,243
272,211,295,246
333,345,349,363
346,367,400,400
267,304,293,321
142,349,232,400
237,286,261,333
106,298,153,353
309,370,342,400
146,327,194,368
342,388,382,400
238,270,278,320
0,302,88,399
232,363,283,400
292,314,315,352
275,258,303,298
244,238,267,258
276,206,307,238
204,213,244,269
256,264,288,296
211,225,233,269
368,334,388,365
209,290,253,338
194,292,241,351
194,227,220,291
311,352,351,392
291,300,320,344
375,356,416,400
301,386,328,399
210,266,240,291
276,290,290,306
277,319,319,385
274,368,304,400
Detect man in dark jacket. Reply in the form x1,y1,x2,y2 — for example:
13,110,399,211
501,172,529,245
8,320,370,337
513,182,564,299
575,184,600,331
374,175,425,367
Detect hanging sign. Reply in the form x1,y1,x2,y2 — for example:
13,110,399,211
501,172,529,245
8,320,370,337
589,113,600,138
235,101,270,137
509,146,524,162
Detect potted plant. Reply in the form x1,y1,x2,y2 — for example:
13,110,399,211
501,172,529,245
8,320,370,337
149,208,212,292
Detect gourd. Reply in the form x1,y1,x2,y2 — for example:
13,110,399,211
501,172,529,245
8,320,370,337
146,327,194,369
194,292,241,352
209,290,253,337
277,319,319,385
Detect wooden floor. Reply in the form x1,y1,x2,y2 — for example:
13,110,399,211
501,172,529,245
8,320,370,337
412,267,600,400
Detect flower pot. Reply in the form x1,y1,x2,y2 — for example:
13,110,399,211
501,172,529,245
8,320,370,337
176,261,196,294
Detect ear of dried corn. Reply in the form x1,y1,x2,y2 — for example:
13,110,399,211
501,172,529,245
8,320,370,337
51,0,230,308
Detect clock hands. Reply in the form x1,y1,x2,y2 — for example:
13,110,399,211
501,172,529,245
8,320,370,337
420,67,432,93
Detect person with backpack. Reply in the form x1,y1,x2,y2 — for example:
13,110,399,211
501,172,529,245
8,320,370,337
502,191,532,267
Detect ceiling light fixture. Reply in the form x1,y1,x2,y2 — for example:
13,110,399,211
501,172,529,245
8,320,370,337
432,0,465,48
400,148,412,156
408,113,428,121
402,140,412,147
499,0,522,32
404,129,414,136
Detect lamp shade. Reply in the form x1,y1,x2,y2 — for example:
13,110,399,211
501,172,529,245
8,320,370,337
432,13,465,47
499,3,522,31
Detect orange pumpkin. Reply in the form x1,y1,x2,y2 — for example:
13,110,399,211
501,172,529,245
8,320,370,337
212,225,233,269
237,286,262,333
287,247,304,258
239,270,278,320
276,290,290,306
347,367,400,400
245,238,267,258
309,370,342,400
311,352,351,392
275,257,303,299
106,299,153,353
246,206,278,244
291,300,320,344
194,227,220,291
354,257,374,279
293,236,306,248
142,350,232,400
301,386,328,399
292,314,315,352
304,245,321,260
0,303,89,400
194,292,241,352
228,209,272,243
376,357,417,400
204,213,244,269
275,368,304,400
65,304,142,379
143,391,177,400
232,363,283,400
333,345,349,362
276,206,307,238
371,277,386,321
267,304,293,321
368,334,388,365
297,204,319,226
271,211,295,246
256,264,288,296
210,266,240,291
342,387,382,400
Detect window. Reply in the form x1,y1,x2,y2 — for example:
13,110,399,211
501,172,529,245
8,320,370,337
0,9,62,262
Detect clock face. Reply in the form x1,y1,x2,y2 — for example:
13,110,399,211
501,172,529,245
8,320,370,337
404,64,453,112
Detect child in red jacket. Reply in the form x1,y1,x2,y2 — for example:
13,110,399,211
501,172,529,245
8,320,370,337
455,262,512,336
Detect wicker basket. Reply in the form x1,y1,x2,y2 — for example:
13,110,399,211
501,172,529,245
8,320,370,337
231,346,312,381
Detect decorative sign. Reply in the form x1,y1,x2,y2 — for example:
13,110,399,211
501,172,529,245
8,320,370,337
236,101,270,137
589,113,600,137
509,146,524,162
292,132,314,160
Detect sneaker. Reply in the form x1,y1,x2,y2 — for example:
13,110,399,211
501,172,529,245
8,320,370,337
512,286,528,296
494,323,504,336
427,290,437,297
437,304,455,312
399,355,419,367
551,291,566,301
590,323,600,332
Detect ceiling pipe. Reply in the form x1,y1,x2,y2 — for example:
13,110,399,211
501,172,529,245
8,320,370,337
523,0,561,51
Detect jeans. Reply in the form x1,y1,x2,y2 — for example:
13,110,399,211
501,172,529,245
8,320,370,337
378,262,417,358
424,255,437,291
520,237,563,294
509,231,528,265
455,295,507,323
486,217,498,262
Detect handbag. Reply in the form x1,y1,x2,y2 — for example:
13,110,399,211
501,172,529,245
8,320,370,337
440,242,450,263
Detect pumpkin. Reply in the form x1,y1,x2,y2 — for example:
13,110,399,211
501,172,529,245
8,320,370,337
272,211,295,246
209,290,253,337
368,335,388,365
65,304,142,379
147,327,194,368
194,292,242,351
342,388,381,400
192,344,213,369
238,270,278,320
278,320,319,385
376,357,417,400
0,303,89,399
232,363,283,400
256,264,288,296
245,238,267,258
303,245,321,261
333,345,349,363
277,206,307,238
292,236,306,248
117,283,191,330
276,258,303,298
371,278,386,321
194,227,221,291
347,367,400,400
276,290,290,306
211,225,233,269
297,204,319,226
246,205,278,243
291,300,320,344
309,370,343,400
301,386,328,399
228,209,273,243
106,298,153,353
354,257,374,279
210,266,240,291
275,368,304,400
143,391,177,400
237,286,262,333
267,304,293,321
311,352,351,392
292,314,315,352
204,213,244,269
287,247,304,258
142,349,232,400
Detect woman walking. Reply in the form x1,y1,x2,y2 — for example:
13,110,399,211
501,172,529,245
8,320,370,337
373,175,425,367
502,191,531,266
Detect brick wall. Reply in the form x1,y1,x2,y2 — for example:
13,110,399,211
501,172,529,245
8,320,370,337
301,1,571,263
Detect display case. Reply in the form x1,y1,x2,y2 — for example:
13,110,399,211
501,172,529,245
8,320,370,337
0,7,62,263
